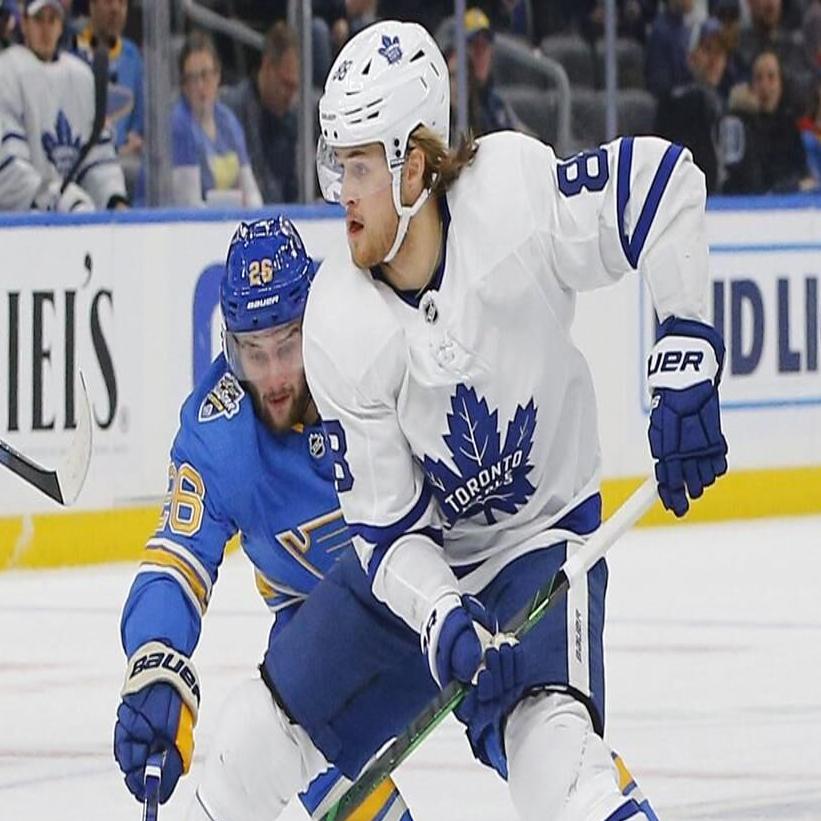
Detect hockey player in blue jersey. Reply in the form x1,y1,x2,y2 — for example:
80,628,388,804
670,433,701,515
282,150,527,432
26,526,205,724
113,216,414,821
179,20,724,821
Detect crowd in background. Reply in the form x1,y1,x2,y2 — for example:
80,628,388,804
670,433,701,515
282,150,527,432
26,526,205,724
0,0,820,213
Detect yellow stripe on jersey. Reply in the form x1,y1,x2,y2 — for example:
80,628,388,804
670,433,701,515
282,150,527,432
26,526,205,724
254,569,306,609
142,545,210,612
346,778,397,821
254,568,276,600
147,537,213,601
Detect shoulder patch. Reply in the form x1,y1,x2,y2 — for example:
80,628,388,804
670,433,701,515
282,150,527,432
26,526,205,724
198,373,245,423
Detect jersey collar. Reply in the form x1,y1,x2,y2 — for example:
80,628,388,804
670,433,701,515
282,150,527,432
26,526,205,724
369,194,451,309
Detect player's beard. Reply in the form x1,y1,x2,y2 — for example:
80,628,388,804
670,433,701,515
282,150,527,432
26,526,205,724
249,376,312,435
349,210,400,269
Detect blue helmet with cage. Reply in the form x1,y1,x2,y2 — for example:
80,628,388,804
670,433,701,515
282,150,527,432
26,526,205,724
220,216,314,334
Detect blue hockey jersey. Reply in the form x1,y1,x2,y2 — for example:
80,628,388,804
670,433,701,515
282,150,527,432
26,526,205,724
120,355,352,657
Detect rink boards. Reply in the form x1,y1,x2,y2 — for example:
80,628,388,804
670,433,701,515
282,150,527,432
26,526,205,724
1,197,819,568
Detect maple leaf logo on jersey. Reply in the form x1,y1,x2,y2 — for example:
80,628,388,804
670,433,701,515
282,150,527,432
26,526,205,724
423,385,537,526
41,110,82,178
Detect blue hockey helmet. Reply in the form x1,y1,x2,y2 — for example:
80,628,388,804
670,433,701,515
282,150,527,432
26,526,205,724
220,216,314,334
221,217,315,386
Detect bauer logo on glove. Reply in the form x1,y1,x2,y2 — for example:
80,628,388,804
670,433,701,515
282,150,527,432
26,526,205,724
647,316,728,517
647,335,720,388
123,642,201,710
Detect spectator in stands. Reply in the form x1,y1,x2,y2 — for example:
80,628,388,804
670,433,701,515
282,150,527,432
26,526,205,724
229,0,336,87
711,0,744,98
656,17,728,191
222,22,299,204
446,7,528,138
797,75,821,186
692,17,730,88
571,0,658,44
1,0,19,48
379,0,451,39
737,0,809,86
327,0,455,55
645,0,696,97
441,0,534,39
0,0,127,211
172,30,262,208
722,49,812,192
75,0,143,158
57,0,76,46
345,0,378,37
313,0,349,57
312,0,377,66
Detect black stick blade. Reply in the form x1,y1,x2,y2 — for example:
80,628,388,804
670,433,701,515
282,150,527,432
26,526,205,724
0,371,93,506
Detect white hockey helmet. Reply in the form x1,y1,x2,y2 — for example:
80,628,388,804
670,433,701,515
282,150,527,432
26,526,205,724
317,21,450,262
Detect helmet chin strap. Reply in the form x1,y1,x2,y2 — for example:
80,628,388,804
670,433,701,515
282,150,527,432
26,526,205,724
382,165,430,264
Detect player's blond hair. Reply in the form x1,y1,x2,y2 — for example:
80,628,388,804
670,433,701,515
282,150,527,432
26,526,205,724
409,126,479,198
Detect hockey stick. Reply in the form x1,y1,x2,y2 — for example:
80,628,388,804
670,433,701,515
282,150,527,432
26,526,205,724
142,751,165,821
61,42,109,193
0,371,93,505
320,476,659,821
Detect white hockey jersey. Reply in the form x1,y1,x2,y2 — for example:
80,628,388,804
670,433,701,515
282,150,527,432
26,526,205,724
303,131,709,632
0,45,126,210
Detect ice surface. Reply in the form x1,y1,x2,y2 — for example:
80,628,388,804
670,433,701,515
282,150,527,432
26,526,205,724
1,515,819,819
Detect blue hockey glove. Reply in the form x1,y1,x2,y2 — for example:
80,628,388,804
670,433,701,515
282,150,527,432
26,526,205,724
647,316,728,517
422,593,494,687
114,642,200,804
422,594,528,778
455,639,528,779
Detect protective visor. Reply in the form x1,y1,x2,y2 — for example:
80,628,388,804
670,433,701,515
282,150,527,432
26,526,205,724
316,135,396,204
222,322,304,385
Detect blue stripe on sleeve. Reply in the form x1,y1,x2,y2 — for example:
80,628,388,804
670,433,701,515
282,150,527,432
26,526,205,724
351,483,433,546
0,156,15,174
2,132,27,144
617,138,685,269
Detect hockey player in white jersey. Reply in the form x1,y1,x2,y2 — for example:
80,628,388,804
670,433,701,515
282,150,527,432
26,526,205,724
189,21,726,821
0,0,127,211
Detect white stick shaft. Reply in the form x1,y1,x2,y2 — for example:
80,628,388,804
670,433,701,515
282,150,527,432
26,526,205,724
56,370,93,505
561,477,658,586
